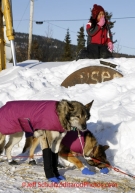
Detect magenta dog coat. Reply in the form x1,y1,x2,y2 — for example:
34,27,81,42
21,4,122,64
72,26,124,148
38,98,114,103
61,130,89,154
0,100,65,135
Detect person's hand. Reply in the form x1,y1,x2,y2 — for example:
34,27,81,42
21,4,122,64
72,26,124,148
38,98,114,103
108,42,113,52
97,17,105,27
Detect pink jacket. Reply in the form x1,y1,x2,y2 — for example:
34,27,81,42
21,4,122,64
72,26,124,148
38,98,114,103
0,100,65,135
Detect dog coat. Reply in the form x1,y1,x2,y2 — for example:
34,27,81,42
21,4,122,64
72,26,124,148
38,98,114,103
61,130,88,155
0,100,65,135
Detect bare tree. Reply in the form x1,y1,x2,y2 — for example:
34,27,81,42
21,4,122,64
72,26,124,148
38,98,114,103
114,40,122,54
44,24,54,61
45,24,53,43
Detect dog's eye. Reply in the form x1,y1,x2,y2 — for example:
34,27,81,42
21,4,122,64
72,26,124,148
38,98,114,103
76,115,80,118
86,116,89,120
86,114,90,120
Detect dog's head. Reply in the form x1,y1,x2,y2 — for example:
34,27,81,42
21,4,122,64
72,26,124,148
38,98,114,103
86,145,110,169
57,100,94,131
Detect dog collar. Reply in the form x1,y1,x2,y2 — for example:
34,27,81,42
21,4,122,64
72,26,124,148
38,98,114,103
71,126,77,131
71,127,88,132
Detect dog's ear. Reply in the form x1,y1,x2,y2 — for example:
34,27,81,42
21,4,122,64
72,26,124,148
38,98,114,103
34,130,44,138
103,145,109,151
85,100,94,111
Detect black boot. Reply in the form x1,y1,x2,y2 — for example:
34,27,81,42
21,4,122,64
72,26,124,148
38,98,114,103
51,151,60,177
51,151,66,181
42,148,55,179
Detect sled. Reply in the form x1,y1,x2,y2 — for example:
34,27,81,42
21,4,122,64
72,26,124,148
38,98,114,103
61,60,123,88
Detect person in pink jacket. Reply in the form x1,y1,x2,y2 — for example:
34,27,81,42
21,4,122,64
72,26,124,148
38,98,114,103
76,4,113,60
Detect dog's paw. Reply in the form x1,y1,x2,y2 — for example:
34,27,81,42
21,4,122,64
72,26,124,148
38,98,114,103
48,177,60,183
100,168,109,174
29,160,37,165
8,160,19,165
82,167,95,175
57,175,66,181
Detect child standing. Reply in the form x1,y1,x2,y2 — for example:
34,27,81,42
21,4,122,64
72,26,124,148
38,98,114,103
76,4,113,60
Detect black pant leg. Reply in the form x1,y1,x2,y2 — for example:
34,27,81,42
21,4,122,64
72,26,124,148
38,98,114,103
87,44,99,59
42,148,55,179
99,45,113,58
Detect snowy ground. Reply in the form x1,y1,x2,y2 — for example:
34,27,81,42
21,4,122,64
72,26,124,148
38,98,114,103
0,58,135,192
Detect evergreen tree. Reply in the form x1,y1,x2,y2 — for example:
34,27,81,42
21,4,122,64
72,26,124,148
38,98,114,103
105,11,116,42
76,26,86,53
62,29,72,61
31,40,42,61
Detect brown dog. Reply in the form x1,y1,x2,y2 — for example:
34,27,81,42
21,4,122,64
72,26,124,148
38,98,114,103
59,130,110,174
23,129,110,175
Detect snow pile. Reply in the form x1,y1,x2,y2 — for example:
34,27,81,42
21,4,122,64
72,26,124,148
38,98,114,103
0,58,135,192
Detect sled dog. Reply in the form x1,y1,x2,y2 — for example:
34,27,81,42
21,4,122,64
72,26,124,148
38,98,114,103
0,99,93,182
23,129,110,175
59,130,110,172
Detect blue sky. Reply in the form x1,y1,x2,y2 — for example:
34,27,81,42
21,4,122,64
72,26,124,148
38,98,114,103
12,0,135,55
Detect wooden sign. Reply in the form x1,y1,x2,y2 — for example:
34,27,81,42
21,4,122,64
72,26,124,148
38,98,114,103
61,66,123,88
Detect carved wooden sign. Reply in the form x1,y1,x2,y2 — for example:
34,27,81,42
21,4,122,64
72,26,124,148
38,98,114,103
61,66,123,88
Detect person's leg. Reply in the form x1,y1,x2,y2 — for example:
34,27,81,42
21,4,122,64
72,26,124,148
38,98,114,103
87,44,99,59
100,45,113,58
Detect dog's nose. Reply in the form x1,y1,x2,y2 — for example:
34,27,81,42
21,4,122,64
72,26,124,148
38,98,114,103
82,124,86,130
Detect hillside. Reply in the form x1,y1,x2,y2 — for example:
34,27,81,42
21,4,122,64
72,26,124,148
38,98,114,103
14,32,77,62
14,32,135,62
